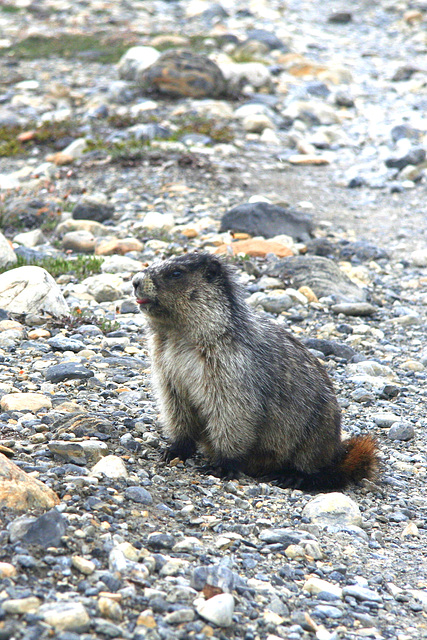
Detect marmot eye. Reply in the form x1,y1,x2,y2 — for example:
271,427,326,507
167,269,183,279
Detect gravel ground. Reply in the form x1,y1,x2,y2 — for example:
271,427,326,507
0,2,427,640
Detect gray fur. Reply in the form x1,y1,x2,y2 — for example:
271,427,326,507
132,252,343,477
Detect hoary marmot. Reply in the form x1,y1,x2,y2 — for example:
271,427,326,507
132,252,378,491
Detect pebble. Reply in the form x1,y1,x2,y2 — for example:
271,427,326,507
38,601,90,632
124,485,153,504
90,455,128,479
45,362,95,383
302,493,362,527
388,422,415,441
196,593,235,627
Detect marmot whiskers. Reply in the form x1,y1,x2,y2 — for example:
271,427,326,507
132,252,378,491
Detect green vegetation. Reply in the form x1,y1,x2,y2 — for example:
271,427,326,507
0,119,82,158
170,114,235,143
0,32,134,64
0,4,21,13
0,255,104,279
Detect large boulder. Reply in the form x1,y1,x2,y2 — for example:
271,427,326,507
138,49,226,98
0,454,60,511
264,255,367,303
0,266,69,317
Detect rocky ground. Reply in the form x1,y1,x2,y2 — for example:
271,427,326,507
0,1,427,639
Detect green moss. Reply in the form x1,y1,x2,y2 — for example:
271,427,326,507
0,33,133,64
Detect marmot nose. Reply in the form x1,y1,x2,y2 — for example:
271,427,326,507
132,274,142,290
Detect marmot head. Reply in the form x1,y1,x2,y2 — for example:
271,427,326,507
132,252,241,328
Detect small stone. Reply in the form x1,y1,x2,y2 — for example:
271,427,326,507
331,302,376,316
147,531,175,549
118,46,161,81
372,412,401,427
62,230,96,253
303,578,343,599
288,154,330,165
45,362,95,383
388,422,415,441
246,290,293,313
82,273,124,303
302,492,362,527
48,335,86,352
38,601,90,632
0,561,17,578
196,593,234,627
95,237,144,256
214,239,294,258
72,197,115,223
9,508,67,547
411,249,427,267
164,608,195,624
125,485,153,504
48,440,108,465
72,555,96,575
385,147,426,170
98,595,123,621
142,211,175,231
136,612,157,628
328,11,352,23
342,585,382,603
1,392,52,412
3,596,41,614
259,528,313,545
13,228,45,248
91,455,128,478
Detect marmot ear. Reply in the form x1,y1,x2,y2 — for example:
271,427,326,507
205,258,222,282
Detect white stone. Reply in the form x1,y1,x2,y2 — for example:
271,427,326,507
346,360,396,379
0,232,17,268
302,492,362,527
38,601,90,632
303,577,343,599
0,173,20,190
196,593,234,627
260,128,281,144
90,455,128,479
82,273,124,303
0,266,69,317
242,114,275,133
13,229,45,248
220,61,272,91
61,138,87,159
411,249,427,267
118,46,160,81
142,211,175,231
101,255,144,274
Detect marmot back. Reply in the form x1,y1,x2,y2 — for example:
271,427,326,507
132,252,378,491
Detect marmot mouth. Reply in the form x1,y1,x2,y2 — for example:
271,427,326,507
137,297,153,305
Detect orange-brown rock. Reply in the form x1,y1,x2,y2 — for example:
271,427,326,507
95,237,144,256
214,239,294,258
0,453,60,511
